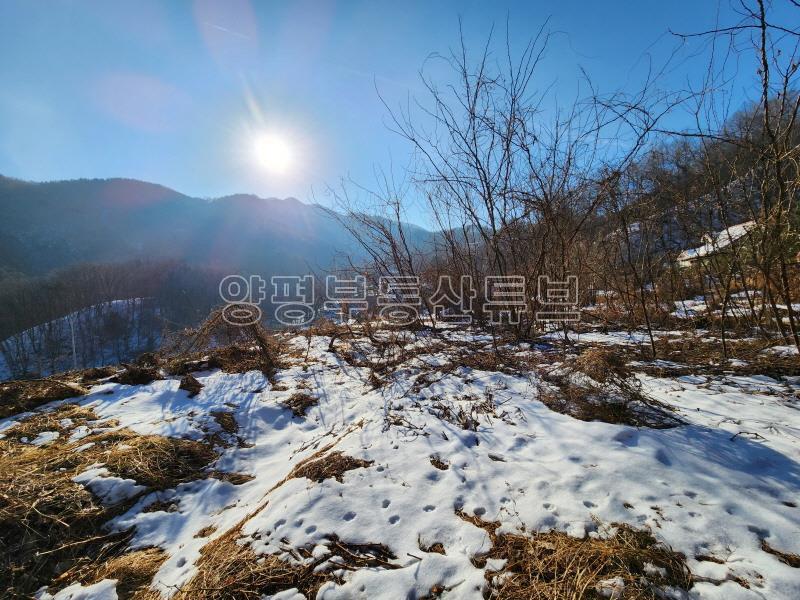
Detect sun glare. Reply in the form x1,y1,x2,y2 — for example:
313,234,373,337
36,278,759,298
252,132,292,174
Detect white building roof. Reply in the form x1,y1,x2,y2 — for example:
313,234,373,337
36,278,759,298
677,220,756,264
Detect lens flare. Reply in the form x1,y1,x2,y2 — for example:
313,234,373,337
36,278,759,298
252,133,292,174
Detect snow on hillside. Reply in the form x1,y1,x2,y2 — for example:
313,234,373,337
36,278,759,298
0,298,159,381
6,329,800,599
676,221,756,267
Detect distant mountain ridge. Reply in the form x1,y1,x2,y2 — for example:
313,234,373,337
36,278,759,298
0,175,433,277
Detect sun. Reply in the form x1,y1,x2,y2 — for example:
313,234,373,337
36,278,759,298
252,132,292,174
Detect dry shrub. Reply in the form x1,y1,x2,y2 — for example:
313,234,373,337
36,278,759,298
75,365,119,383
429,397,494,431
460,350,504,372
337,331,446,385
112,365,159,386
574,348,629,383
457,512,691,599
538,381,681,429
0,404,219,597
163,343,282,379
449,340,543,375
642,336,800,378
321,534,398,570
0,378,87,419
209,411,252,450
303,317,343,337
302,318,352,353
206,344,280,377
540,349,682,429
282,392,318,417
0,445,119,596
288,450,373,483
160,309,283,379
179,373,203,397
487,527,691,599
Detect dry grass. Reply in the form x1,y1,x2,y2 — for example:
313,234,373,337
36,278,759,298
456,511,692,599
195,525,217,538
540,348,682,429
209,471,255,485
430,455,449,470
288,450,373,483
1,403,97,443
0,403,219,597
761,539,800,568
574,348,630,383
0,378,88,419
211,411,239,435
282,392,318,417
420,540,446,554
101,435,217,489
486,527,691,599
173,526,398,599
65,547,168,599
171,527,336,599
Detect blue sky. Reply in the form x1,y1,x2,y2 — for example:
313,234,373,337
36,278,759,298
0,1,789,226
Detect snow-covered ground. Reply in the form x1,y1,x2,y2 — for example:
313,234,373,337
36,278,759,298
7,329,800,600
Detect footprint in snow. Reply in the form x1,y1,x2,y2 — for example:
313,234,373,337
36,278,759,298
747,524,770,538
343,511,357,521
389,515,400,524
654,449,672,466
382,499,391,508
613,429,639,447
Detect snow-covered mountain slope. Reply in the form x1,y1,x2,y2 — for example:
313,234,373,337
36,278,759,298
0,298,159,380
5,329,800,599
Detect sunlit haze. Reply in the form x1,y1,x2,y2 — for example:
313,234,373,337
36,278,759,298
2,0,796,226
252,132,293,175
